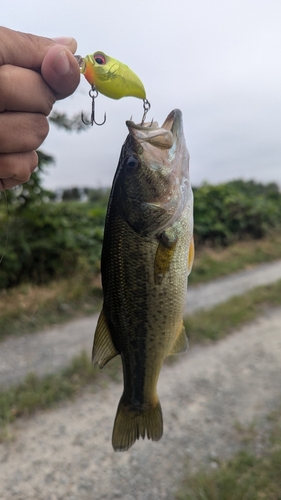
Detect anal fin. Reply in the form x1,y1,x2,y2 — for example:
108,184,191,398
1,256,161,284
169,323,188,355
92,308,119,368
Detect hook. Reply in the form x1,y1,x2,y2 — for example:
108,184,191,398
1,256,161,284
82,85,106,126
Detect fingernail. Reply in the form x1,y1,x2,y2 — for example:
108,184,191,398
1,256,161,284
52,49,70,75
51,36,74,46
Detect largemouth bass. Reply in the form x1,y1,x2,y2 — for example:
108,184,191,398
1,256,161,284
92,109,194,451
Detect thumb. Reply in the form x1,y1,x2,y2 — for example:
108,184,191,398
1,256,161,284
41,45,80,100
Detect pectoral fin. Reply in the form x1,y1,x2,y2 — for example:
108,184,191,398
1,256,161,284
92,308,119,368
169,323,188,355
154,230,178,285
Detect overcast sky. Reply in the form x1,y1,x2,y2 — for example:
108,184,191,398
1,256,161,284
2,0,281,189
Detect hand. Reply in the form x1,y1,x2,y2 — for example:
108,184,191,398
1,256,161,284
0,27,80,190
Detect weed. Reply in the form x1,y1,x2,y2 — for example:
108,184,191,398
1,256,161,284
190,231,281,285
185,280,281,344
176,406,281,500
0,351,122,428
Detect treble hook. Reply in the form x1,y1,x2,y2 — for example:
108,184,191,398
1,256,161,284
81,85,106,126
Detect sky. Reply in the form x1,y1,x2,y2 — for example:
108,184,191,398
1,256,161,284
2,0,281,190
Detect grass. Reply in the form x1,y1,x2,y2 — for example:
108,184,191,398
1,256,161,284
0,351,122,438
0,272,103,341
0,231,280,341
184,279,281,344
1,279,281,434
176,405,281,500
189,230,281,285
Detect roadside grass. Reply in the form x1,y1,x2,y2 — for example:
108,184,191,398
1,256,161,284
176,405,281,500
189,230,281,285
0,273,103,341
0,351,122,440
1,280,281,435
184,279,281,344
0,231,281,341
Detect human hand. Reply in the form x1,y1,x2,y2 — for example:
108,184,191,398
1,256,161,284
0,26,80,190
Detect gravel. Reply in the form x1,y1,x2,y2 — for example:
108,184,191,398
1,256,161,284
0,261,281,499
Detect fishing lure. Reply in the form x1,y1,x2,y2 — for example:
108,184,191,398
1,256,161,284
75,52,151,125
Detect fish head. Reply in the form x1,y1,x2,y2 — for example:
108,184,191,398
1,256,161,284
81,52,146,100
115,109,192,236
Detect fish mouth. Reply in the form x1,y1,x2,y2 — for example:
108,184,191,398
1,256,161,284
126,109,183,150
161,109,183,138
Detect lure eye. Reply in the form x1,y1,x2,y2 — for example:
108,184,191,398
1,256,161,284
94,54,106,65
125,155,139,170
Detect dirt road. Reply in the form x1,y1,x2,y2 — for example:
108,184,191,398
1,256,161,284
0,261,281,499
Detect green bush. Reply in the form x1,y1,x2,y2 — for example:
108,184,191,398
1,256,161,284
193,180,281,247
1,177,281,289
0,202,106,288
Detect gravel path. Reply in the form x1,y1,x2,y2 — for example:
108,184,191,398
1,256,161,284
0,307,281,499
1,259,281,388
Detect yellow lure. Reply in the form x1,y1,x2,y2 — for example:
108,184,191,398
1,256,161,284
78,51,146,100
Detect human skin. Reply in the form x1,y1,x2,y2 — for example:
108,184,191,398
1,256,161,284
0,27,80,189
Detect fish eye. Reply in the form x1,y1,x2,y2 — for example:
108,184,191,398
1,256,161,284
94,54,106,65
125,155,139,170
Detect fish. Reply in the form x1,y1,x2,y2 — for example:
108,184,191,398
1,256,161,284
78,51,146,100
92,109,194,452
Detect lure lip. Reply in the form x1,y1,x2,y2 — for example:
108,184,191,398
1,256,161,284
74,54,86,72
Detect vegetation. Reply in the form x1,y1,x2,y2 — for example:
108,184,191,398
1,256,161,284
1,177,281,290
189,230,281,285
176,405,281,500
0,274,103,341
0,351,121,434
194,180,281,247
185,279,281,344
0,154,107,289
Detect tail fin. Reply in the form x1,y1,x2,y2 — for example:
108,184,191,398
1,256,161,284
112,395,163,452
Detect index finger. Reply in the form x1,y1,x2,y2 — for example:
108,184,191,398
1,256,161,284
0,26,77,68
0,27,80,100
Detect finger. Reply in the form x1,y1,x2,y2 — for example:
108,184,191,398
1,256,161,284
0,27,77,68
0,151,38,190
41,45,80,100
0,27,80,100
0,65,56,115
0,112,49,153
51,36,77,54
